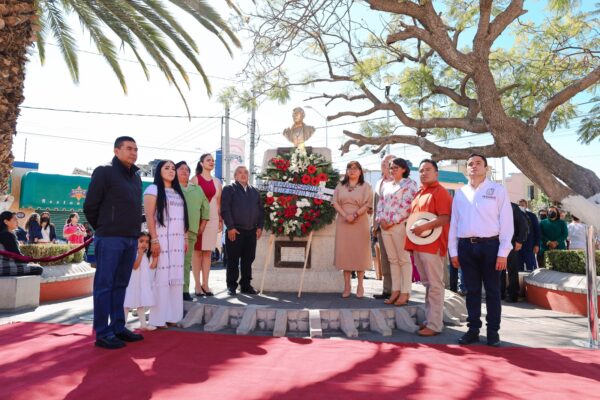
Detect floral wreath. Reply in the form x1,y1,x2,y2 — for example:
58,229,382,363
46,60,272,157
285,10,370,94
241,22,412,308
260,147,340,238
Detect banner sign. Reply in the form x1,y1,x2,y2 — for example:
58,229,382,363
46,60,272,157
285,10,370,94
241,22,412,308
256,180,334,201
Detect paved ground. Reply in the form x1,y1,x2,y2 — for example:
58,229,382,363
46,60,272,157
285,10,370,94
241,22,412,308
1,263,595,349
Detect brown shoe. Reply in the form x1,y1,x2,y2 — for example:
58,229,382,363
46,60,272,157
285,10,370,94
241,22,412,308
417,327,440,337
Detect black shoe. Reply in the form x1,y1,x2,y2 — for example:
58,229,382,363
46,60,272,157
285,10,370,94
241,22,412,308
241,287,258,295
227,287,237,296
183,293,193,301
458,330,480,345
487,332,501,347
201,286,214,296
95,336,126,350
351,272,357,279
505,297,518,303
373,293,391,299
115,328,144,342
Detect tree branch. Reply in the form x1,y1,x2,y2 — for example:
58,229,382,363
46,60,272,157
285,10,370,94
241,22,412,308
487,0,527,45
340,130,504,160
535,65,600,133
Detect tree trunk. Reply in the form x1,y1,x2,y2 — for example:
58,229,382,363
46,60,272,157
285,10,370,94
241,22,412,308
0,0,36,194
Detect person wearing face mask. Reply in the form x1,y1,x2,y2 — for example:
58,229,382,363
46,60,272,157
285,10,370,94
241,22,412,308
517,199,541,271
539,206,568,265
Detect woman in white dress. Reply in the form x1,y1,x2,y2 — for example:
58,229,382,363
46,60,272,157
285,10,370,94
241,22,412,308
145,160,189,328
191,153,222,296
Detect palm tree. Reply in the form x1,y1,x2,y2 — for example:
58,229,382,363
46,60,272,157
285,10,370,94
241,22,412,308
0,0,241,194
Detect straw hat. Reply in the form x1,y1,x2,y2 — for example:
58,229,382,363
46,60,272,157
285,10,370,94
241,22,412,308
405,211,443,246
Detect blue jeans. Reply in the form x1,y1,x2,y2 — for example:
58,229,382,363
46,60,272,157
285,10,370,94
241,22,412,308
458,238,502,334
93,236,137,339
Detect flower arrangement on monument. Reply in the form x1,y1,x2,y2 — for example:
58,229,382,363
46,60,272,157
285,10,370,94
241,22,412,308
261,147,339,238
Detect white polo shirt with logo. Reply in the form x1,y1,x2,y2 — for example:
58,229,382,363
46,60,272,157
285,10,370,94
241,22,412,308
448,178,514,258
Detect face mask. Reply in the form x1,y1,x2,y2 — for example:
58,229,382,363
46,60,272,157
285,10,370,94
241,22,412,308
539,214,547,220
519,206,526,212
41,218,49,223
548,211,557,219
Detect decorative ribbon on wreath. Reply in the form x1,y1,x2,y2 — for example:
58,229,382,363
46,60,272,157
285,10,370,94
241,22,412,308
0,238,93,263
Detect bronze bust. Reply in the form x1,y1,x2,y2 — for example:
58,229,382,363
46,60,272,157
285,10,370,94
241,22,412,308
282,107,316,148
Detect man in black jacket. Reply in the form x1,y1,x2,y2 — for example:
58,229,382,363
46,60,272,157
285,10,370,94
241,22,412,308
84,136,143,349
221,166,264,295
501,203,529,303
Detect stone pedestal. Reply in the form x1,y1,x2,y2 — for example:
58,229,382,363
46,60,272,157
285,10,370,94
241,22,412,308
255,146,341,293
261,147,332,170
0,275,40,312
253,223,343,293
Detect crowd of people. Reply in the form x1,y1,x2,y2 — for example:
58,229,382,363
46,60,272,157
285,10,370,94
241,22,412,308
2,134,590,349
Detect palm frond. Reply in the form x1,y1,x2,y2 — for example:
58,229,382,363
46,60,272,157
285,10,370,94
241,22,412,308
86,1,151,80
128,0,211,91
35,5,48,64
170,0,241,55
63,0,127,93
43,0,79,81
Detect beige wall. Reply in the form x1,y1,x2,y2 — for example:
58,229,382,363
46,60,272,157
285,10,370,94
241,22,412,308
503,172,541,203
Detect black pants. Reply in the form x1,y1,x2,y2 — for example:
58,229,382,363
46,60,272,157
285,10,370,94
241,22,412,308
225,228,257,290
458,238,502,334
501,249,520,300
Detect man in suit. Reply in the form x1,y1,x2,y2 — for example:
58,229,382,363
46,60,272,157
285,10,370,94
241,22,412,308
221,166,264,295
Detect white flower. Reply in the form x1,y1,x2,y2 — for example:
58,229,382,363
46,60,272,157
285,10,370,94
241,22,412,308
295,208,302,217
270,212,277,221
267,192,273,197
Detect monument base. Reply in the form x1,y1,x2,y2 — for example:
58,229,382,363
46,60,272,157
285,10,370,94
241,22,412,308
253,223,343,293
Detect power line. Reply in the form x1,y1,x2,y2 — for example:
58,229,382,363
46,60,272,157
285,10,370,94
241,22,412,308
16,130,201,154
21,105,223,120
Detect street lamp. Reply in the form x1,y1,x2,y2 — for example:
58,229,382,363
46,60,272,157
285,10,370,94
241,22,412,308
305,105,329,148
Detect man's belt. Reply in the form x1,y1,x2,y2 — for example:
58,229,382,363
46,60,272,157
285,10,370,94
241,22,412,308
460,236,499,243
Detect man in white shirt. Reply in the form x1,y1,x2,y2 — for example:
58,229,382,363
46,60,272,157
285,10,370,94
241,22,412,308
449,154,514,347
372,154,395,299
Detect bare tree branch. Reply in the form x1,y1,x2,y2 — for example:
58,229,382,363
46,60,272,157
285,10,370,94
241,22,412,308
535,65,600,132
340,130,504,160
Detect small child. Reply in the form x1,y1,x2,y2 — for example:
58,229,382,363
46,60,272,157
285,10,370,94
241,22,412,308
124,231,158,331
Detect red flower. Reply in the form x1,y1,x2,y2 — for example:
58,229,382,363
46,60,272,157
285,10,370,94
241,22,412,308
318,173,328,182
311,177,320,186
313,198,324,205
307,165,317,174
278,227,284,233
303,213,311,221
265,196,274,205
305,221,311,228
284,206,297,218
301,224,307,233
301,174,311,184
278,218,284,224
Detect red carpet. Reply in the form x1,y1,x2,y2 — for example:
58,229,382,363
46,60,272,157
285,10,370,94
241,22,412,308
1,322,599,399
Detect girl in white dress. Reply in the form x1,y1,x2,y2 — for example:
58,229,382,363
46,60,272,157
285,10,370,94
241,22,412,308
124,232,157,331
145,160,189,328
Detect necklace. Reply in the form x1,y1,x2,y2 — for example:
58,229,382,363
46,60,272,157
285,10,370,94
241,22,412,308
347,183,358,192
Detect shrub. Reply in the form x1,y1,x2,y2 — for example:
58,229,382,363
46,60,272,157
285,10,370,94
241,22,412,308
20,244,86,266
545,250,600,275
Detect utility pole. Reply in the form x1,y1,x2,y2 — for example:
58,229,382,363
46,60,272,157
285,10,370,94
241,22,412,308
249,91,257,185
224,105,231,184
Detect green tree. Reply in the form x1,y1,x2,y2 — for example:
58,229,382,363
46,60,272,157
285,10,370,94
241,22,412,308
240,0,600,226
0,0,240,195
